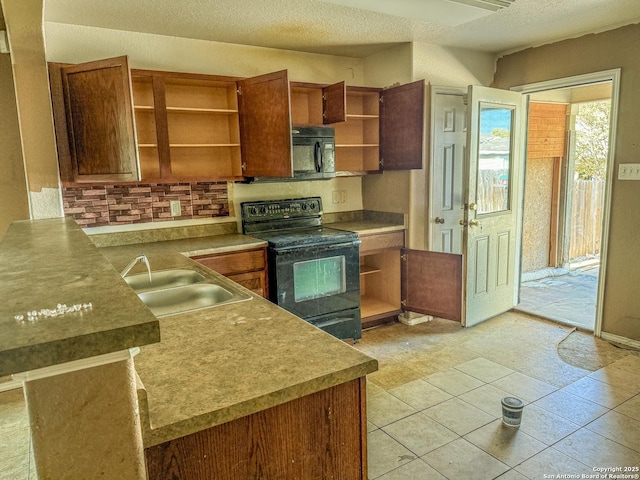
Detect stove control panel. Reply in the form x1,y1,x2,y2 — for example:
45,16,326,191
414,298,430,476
241,197,323,222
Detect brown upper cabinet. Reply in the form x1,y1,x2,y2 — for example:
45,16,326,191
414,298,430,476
50,56,140,183
51,60,347,183
237,71,345,178
50,56,423,183
334,80,425,173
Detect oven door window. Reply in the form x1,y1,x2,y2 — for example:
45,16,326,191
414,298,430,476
293,255,346,302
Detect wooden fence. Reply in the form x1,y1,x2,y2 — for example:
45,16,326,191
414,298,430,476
570,179,605,261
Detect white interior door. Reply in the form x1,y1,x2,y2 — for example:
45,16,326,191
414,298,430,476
430,90,466,254
463,86,526,327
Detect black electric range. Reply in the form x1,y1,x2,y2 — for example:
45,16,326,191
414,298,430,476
241,197,361,341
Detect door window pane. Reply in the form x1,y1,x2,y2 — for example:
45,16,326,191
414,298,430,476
477,104,514,214
293,255,346,302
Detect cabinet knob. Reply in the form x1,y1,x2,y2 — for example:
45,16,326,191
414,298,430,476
435,217,445,224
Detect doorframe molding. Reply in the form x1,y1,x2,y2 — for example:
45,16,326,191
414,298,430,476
510,69,621,338
428,85,467,251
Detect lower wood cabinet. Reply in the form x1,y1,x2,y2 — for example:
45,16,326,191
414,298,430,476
191,247,268,298
359,231,404,329
144,377,368,480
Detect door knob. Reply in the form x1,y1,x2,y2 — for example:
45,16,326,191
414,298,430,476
469,220,480,227
435,217,445,224
468,203,478,211
459,219,466,226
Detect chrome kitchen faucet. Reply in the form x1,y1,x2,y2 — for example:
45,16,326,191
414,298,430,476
120,254,152,283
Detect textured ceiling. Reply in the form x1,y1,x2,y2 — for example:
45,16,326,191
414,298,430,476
44,0,640,57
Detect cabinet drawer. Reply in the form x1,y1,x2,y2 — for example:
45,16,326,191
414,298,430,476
192,248,265,276
359,231,404,255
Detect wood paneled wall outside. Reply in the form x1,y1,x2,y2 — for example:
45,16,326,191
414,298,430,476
527,103,568,159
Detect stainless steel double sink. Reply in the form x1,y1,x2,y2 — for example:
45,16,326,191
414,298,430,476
125,266,252,317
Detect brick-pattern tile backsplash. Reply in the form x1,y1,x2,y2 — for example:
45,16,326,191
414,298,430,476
63,182,229,228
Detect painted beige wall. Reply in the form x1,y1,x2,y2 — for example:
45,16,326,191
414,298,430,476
1,0,62,220
494,24,640,341
0,6,30,238
362,43,496,249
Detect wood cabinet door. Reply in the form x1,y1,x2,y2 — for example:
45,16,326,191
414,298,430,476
237,70,293,178
401,248,463,322
322,81,346,124
380,79,425,170
59,56,140,182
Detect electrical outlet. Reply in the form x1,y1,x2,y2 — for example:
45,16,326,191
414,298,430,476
170,200,181,217
618,163,640,180
340,190,347,203
332,191,340,204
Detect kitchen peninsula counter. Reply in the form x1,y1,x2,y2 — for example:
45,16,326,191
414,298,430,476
101,239,378,449
0,218,161,376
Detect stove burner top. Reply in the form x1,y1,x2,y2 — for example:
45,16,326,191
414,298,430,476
241,197,359,249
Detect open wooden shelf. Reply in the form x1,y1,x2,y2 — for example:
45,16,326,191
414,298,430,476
361,296,399,319
360,265,380,276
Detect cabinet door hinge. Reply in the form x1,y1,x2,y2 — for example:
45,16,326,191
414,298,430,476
401,254,407,261
322,93,326,100
401,300,407,307
379,158,384,168
236,87,242,95
241,162,247,171
322,112,327,119
379,95,384,103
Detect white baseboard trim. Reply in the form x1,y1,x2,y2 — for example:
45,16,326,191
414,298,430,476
600,332,640,351
0,378,22,392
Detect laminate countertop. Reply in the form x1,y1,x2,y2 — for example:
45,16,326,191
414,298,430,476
327,219,405,236
101,236,378,448
0,218,161,377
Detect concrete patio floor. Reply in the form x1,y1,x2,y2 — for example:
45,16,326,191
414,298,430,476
516,265,600,331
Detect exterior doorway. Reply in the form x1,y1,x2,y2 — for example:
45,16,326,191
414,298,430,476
513,71,619,334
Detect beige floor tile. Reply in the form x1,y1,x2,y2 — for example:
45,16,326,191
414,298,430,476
367,429,416,479
491,372,557,403
614,394,640,421
517,403,580,445
0,422,30,460
515,447,592,480
533,390,609,426
382,412,458,457
562,376,636,408
588,365,640,394
585,410,640,452
0,453,29,480
367,379,387,398
424,369,485,396
368,421,378,433
421,438,509,480
609,354,640,373
422,398,495,436
554,427,640,468
495,470,529,480
388,380,452,411
454,358,515,383
367,391,417,428
464,419,547,467
459,384,514,418
376,458,447,480
368,362,426,390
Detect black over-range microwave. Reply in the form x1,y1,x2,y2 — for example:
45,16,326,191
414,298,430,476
247,126,335,182
291,126,336,180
